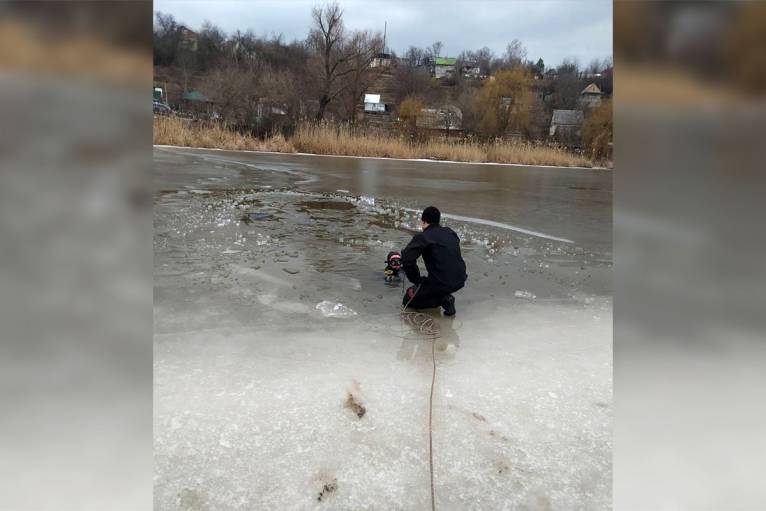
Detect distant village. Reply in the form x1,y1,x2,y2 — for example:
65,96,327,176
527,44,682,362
153,6,612,156
352,52,611,148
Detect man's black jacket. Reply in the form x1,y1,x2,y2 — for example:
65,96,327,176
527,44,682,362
401,224,467,291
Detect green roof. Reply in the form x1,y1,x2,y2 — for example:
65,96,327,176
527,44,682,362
181,90,211,102
434,57,456,66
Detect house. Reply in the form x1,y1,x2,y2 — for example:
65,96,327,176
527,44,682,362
363,93,389,114
256,99,287,118
416,104,463,138
461,63,482,79
432,57,457,79
253,99,289,134
178,25,198,52
370,53,393,68
549,109,583,146
578,83,603,108
179,90,214,116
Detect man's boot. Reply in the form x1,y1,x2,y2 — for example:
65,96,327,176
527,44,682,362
442,294,456,316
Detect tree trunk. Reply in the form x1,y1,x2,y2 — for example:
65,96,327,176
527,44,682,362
316,96,330,120
348,87,361,123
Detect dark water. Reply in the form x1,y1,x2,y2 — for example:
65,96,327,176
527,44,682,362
154,147,612,252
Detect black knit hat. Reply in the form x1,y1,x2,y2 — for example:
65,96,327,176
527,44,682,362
421,206,440,225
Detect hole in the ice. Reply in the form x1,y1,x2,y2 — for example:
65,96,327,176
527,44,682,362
298,200,355,211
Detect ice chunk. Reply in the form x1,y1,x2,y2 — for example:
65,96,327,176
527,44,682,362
515,290,537,300
315,301,357,318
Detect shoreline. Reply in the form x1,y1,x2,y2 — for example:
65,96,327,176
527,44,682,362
154,144,611,171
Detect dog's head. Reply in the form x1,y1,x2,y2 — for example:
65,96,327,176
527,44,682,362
386,251,402,270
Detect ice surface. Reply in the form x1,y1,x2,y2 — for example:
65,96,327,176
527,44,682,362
154,147,612,510
316,301,358,318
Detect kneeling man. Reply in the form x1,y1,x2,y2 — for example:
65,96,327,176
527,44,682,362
401,206,467,316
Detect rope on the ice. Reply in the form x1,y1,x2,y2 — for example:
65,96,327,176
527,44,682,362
426,330,436,511
400,282,441,338
400,279,438,511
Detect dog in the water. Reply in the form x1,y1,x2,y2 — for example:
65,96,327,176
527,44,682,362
384,251,402,282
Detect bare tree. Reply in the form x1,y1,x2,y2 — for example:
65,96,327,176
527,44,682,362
176,48,196,92
307,2,382,120
403,46,426,66
430,41,444,59
586,58,604,76
340,30,385,121
392,59,433,103
503,39,527,68
153,12,181,66
197,21,226,72
473,46,494,75
551,58,586,110
204,64,257,127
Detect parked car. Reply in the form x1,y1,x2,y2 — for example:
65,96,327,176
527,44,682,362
153,101,173,116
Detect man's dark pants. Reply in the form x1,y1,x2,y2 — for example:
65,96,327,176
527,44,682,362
402,278,457,309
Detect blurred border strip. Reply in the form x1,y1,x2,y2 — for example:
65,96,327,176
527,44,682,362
0,1,154,509
0,1,152,87
615,1,766,508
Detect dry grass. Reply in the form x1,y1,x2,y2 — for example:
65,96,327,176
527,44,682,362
154,116,294,152
154,116,593,167
292,124,591,166
293,123,417,159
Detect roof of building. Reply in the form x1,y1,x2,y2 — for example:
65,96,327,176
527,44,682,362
581,83,602,95
434,57,457,66
551,109,584,126
181,90,211,102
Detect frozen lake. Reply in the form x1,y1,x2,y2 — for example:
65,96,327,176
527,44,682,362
154,146,612,510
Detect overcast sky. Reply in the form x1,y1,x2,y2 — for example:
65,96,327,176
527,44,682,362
154,0,612,68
